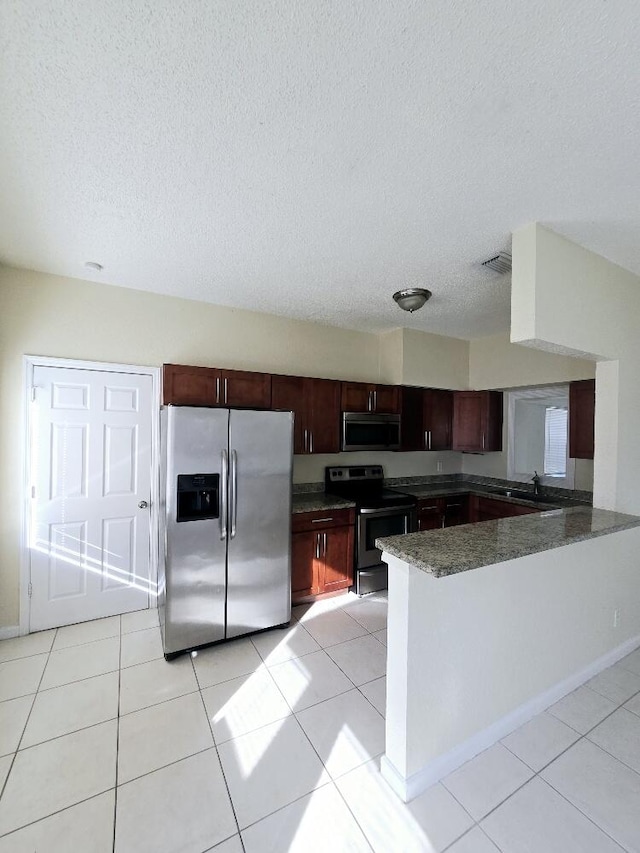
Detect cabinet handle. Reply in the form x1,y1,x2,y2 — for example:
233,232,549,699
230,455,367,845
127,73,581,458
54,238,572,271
367,391,372,412
447,503,462,508
216,377,220,405
374,390,378,411
311,517,334,523
315,533,321,559
421,505,439,510
304,429,308,452
224,377,228,405
428,430,432,450
323,532,327,556
309,431,314,453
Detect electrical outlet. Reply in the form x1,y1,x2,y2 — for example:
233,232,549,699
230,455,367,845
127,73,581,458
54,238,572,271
613,608,620,628
436,461,443,473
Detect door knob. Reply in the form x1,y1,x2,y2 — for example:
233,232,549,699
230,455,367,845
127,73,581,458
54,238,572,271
138,500,149,509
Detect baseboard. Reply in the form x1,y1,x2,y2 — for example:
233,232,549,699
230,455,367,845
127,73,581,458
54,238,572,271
0,625,20,641
381,631,640,803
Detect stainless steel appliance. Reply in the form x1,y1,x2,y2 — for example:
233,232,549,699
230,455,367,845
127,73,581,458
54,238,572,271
159,406,294,659
325,465,417,595
341,412,401,452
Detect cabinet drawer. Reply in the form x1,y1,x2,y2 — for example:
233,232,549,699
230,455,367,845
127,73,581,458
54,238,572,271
292,508,355,533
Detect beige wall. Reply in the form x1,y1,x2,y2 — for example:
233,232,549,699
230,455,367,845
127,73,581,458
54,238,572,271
401,328,469,390
0,266,381,628
469,332,594,389
0,262,601,628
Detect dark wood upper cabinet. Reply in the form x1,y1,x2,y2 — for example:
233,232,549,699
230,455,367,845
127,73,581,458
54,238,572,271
308,378,341,453
162,364,217,406
424,389,453,451
272,375,340,454
219,369,271,409
452,391,503,452
271,375,306,453
569,379,595,459
341,382,400,414
400,387,453,451
163,364,271,408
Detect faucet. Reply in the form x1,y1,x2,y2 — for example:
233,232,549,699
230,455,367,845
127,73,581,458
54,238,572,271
532,471,541,497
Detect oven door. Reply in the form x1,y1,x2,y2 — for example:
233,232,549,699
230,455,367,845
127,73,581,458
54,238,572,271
357,505,417,569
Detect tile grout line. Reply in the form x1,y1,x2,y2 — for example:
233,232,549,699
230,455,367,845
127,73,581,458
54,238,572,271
112,614,122,853
190,652,246,852
0,627,59,803
0,789,117,841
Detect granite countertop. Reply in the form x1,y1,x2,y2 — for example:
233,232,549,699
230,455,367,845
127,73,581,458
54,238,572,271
292,493,356,514
398,481,588,511
376,506,640,578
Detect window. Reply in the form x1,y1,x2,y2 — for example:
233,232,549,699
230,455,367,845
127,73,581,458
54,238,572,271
543,406,568,476
507,387,575,488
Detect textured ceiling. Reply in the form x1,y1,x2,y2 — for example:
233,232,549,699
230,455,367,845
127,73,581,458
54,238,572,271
1,1,640,339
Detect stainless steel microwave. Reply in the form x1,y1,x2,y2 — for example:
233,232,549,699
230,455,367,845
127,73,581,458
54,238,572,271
341,412,401,451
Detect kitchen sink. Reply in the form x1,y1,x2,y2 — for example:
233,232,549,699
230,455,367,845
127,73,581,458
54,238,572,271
490,488,559,505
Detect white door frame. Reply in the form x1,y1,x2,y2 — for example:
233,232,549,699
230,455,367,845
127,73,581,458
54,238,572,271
21,355,161,636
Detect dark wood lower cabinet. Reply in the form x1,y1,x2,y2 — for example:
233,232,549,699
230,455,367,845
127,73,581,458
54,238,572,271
291,509,355,603
417,500,444,531
469,495,539,523
417,495,471,530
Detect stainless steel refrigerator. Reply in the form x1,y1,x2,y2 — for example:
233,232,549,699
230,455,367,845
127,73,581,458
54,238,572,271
158,405,293,659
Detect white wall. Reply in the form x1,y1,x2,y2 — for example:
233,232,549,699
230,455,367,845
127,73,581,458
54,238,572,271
384,526,640,793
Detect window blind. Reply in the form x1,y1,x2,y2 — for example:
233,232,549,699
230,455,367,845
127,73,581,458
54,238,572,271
544,406,568,476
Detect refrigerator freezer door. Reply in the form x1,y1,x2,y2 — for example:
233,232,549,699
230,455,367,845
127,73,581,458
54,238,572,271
226,409,293,639
162,406,229,655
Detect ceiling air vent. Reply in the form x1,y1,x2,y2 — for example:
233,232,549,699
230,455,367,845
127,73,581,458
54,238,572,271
481,252,512,274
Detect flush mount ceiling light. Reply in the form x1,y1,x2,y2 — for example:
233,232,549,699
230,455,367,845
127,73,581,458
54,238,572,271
392,287,432,313
84,261,103,271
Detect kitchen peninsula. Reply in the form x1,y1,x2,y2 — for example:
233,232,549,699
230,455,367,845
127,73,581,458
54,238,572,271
376,507,640,802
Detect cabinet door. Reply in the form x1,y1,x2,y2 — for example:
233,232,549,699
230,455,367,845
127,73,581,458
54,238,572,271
219,369,271,409
307,378,341,454
443,496,469,526
424,390,453,450
272,375,307,454
321,525,354,593
452,391,502,452
372,384,400,414
452,392,484,450
400,387,423,451
341,382,371,412
291,531,321,600
162,364,218,406
569,379,595,459
417,500,443,531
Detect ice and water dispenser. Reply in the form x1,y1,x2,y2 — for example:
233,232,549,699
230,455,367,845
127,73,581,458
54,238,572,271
176,474,219,522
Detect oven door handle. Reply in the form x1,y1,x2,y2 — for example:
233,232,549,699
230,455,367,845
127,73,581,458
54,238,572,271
359,504,416,515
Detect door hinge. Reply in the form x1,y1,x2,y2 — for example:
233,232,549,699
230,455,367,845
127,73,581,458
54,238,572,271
28,582,33,598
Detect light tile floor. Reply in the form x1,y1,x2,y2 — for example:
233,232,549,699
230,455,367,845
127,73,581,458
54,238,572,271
0,593,639,851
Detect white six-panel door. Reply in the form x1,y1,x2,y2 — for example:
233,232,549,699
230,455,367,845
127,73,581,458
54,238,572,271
29,365,153,630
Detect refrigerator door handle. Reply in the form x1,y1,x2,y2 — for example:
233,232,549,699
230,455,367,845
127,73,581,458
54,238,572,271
230,449,238,539
220,450,228,540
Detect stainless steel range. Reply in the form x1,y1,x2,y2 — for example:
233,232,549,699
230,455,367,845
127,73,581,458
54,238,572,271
325,465,417,595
